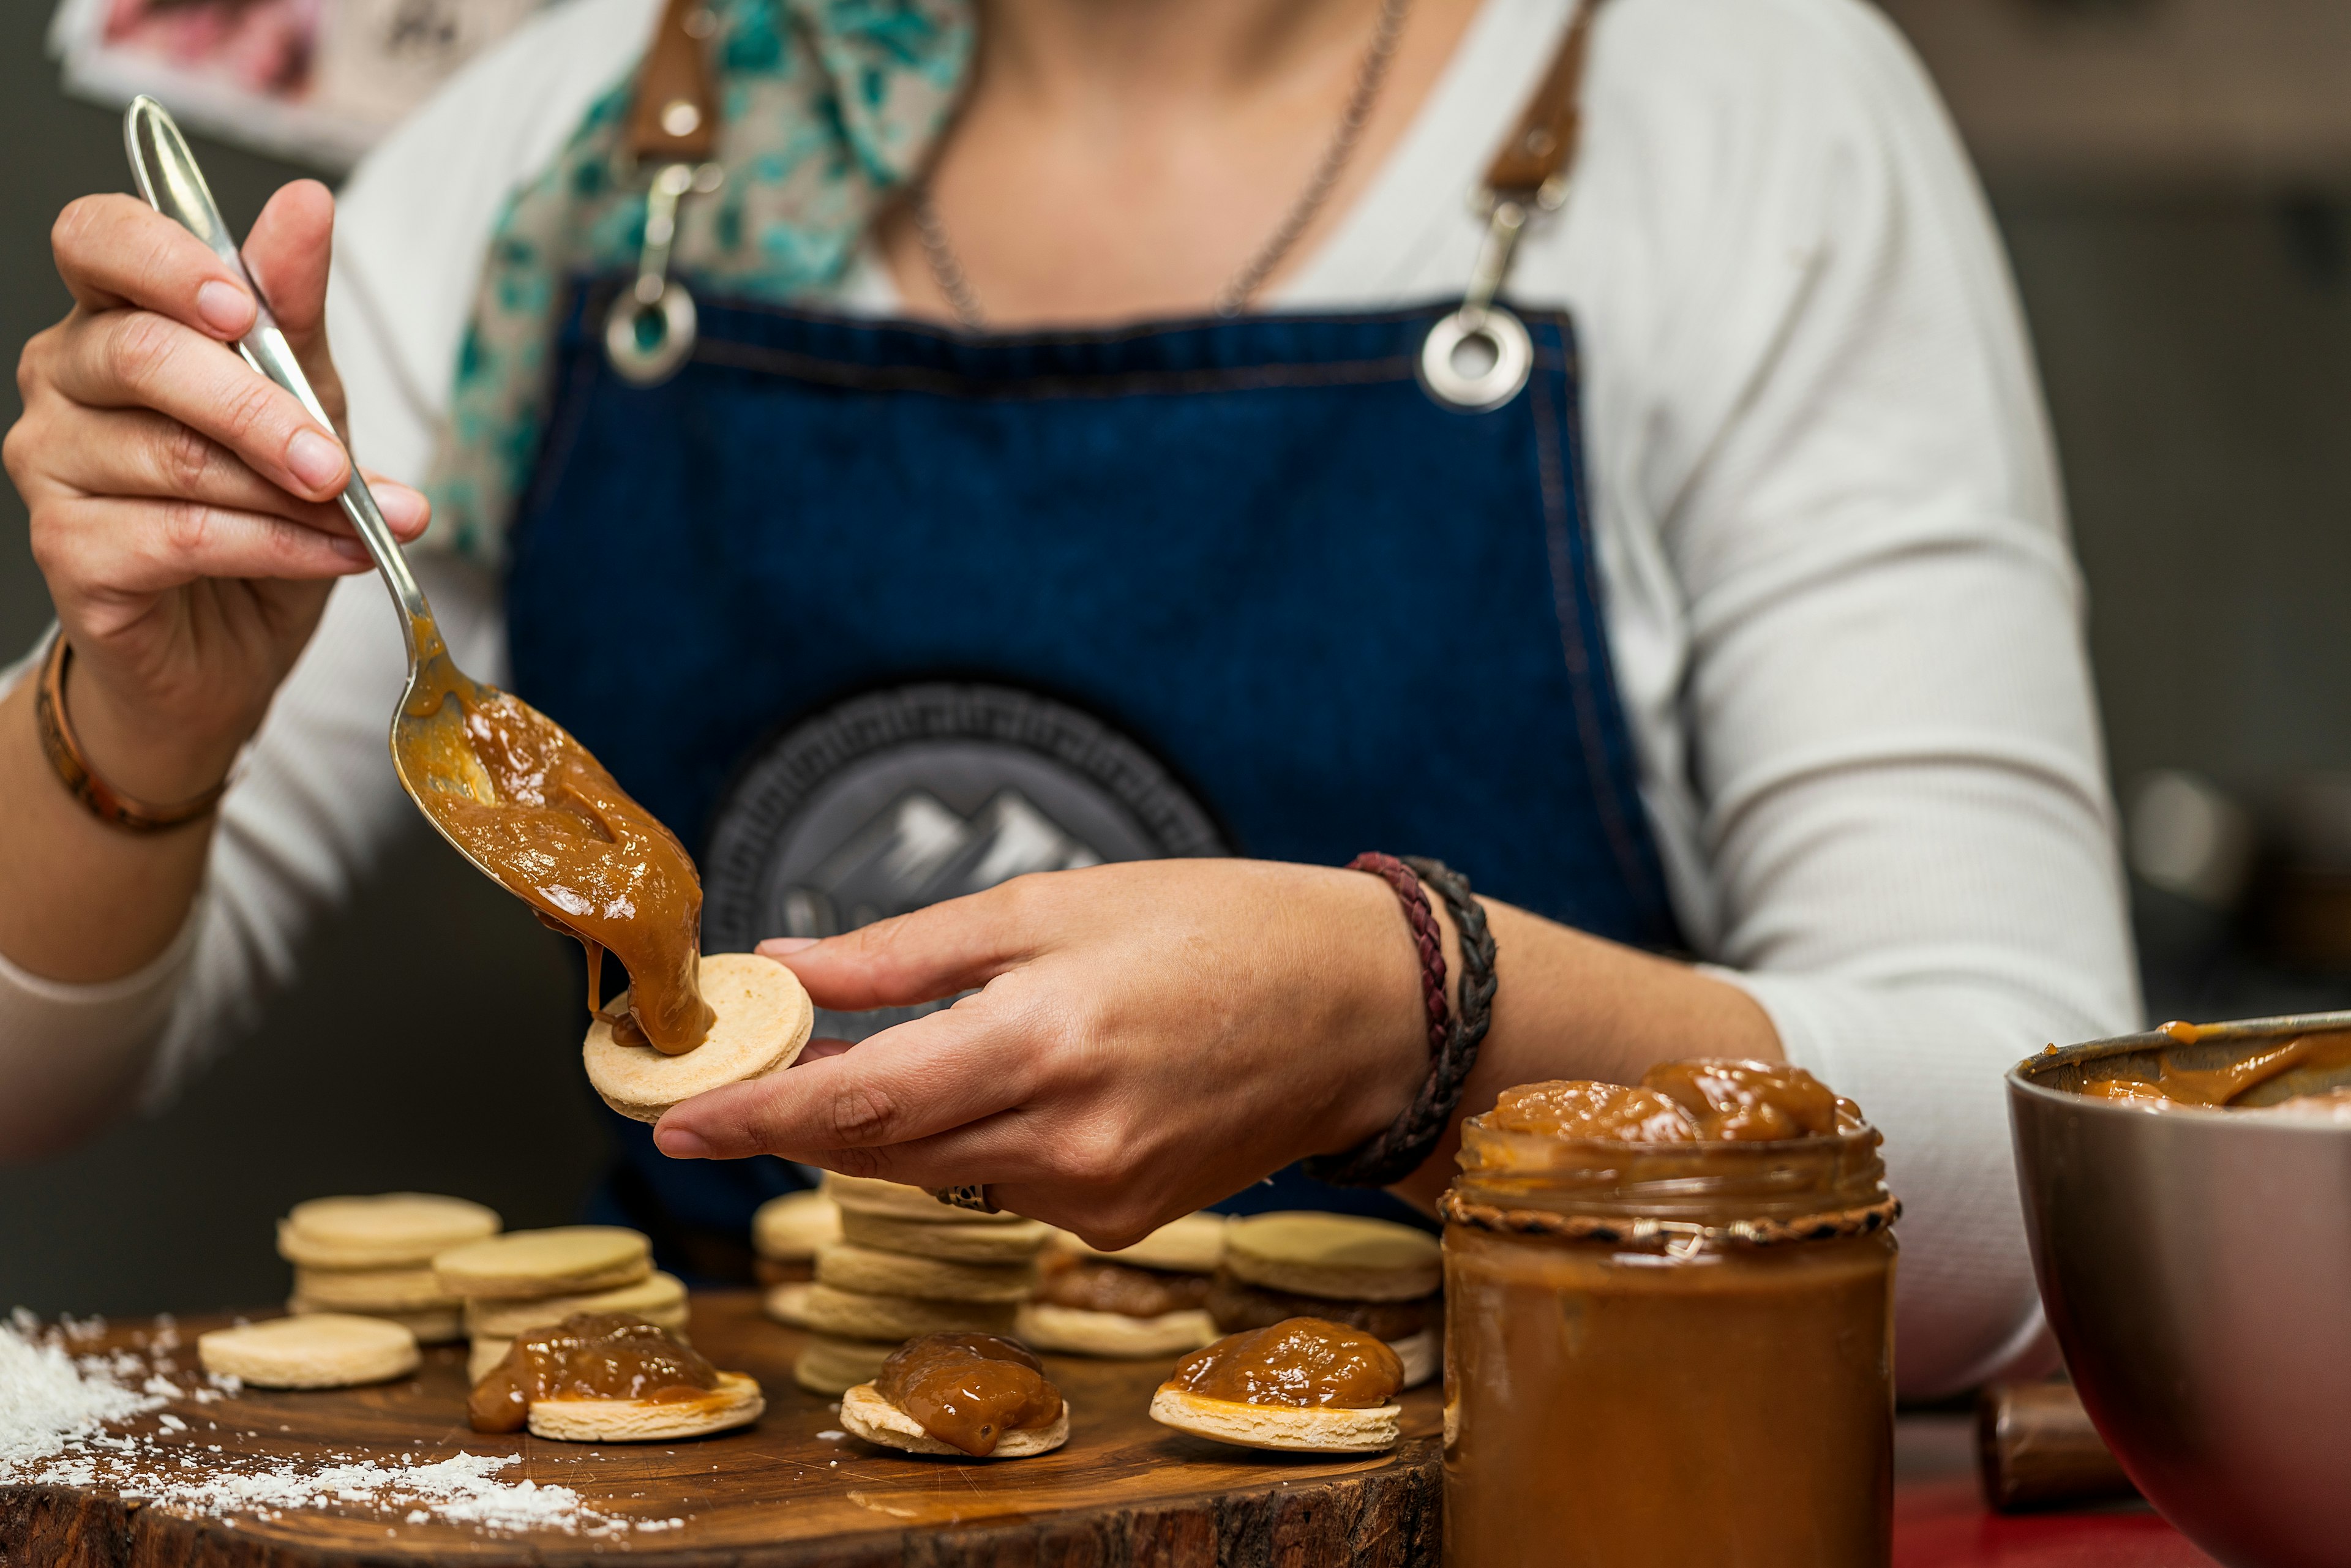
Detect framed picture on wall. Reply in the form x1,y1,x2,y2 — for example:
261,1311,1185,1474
47,0,546,171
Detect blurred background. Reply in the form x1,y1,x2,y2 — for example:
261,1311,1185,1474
2,0,2347,1313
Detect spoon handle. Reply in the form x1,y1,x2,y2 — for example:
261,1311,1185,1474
122,96,435,666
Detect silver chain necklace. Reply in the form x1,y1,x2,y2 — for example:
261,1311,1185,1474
912,0,1413,329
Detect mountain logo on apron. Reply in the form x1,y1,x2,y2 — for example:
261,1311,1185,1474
702,683,1227,1042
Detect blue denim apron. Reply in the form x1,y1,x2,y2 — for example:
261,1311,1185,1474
506,285,1681,1276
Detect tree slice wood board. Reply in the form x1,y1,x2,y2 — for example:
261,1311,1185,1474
0,1291,1441,1567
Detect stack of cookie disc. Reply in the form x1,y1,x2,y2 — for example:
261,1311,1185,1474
751,1189,842,1285
278,1194,498,1345
1214,1212,1444,1389
768,1175,1049,1394
430,1226,676,1384
1019,1212,1227,1357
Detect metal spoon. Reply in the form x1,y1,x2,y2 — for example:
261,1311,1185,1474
123,96,505,866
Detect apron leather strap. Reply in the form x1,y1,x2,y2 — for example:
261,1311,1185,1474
628,0,720,164
1481,0,1607,203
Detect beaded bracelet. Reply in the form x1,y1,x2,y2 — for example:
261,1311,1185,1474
1304,853,1499,1188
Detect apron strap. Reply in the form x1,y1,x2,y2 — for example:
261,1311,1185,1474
1480,0,1608,204
628,0,720,165
1418,0,1609,411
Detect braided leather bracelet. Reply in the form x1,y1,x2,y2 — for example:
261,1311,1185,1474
1305,854,1498,1188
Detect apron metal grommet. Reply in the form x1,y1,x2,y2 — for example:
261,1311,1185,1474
604,276,699,387
1418,305,1532,413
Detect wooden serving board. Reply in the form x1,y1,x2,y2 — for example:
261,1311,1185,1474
0,1291,1441,1567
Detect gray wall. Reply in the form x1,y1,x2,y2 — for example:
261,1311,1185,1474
2,6,2348,1313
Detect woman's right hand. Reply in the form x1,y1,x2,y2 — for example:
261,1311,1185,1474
2,179,429,804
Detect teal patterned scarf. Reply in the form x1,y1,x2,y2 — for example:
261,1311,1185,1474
424,0,972,558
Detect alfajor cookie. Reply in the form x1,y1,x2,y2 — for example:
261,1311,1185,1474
1223,1212,1441,1301
200,1314,420,1389
781,1282,1017,1341
433,1226,651,1299
839,1209,1050,1264
529,1371,764,1442
815,1243,1038,1304
838,1334,1068,1458
1149,1384,1400,1453
825,1174,1029,1225
792,1333,900,1396
583,953,814,1123
1017,1212,1224,1358
841,1382,1068,1458
276,1194,499,1269
752,1190,841,1283
288,1297,464,1346
1149,1319,1404,1454
463,1270,688,1339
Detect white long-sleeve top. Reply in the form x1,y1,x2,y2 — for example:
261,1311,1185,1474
0,0,2139,1395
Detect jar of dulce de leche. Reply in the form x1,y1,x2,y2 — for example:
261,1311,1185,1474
1441,1062,1899,1568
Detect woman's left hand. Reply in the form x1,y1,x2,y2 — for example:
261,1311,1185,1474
652,860,1432,1248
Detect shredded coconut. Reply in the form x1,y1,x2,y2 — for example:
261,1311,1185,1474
0,1316,675,1539
0,1313,163,1468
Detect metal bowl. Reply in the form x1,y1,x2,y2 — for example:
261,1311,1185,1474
2009,1012,2351,1568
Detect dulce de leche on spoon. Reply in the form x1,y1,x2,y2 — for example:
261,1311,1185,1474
123,96,712,1056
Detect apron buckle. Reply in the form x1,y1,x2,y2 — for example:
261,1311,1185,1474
604,159,717,386
1419,195,1539,413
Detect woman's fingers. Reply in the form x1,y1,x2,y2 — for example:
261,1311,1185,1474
655,981,1050,1161
757,877,1052,1011
48,307,348,501
37,493,371,600
51,193,257,337
35,406,399,529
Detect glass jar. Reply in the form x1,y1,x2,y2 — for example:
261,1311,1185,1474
1441,1105,1897,1567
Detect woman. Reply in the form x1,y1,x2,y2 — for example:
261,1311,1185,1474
0,0,2135,1396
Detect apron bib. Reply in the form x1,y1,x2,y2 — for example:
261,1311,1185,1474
504,286,1679,1274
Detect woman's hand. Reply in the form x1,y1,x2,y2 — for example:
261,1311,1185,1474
4,180,428,803
654,860,1434,1248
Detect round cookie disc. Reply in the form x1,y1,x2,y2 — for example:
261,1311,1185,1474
1015,1302,1218,1358
463,1270,689,1338
752,1190,842,1261
1148,1384,1400,1453
1223,1212,1441,1302
793,1334,901,1396
789,1283,1016,1341
278,1194,499,1269
433,1226,651,1300
839,1382,1070,1458
840,1209,1049,1263
289,1266,459,1313
199,1315,419,1389
1059,1211,1228,1274
815,1243,1038,1304
584,954,812,1123
467,1336,513,1385
528,1370,765,1442
288,1297,465,1345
